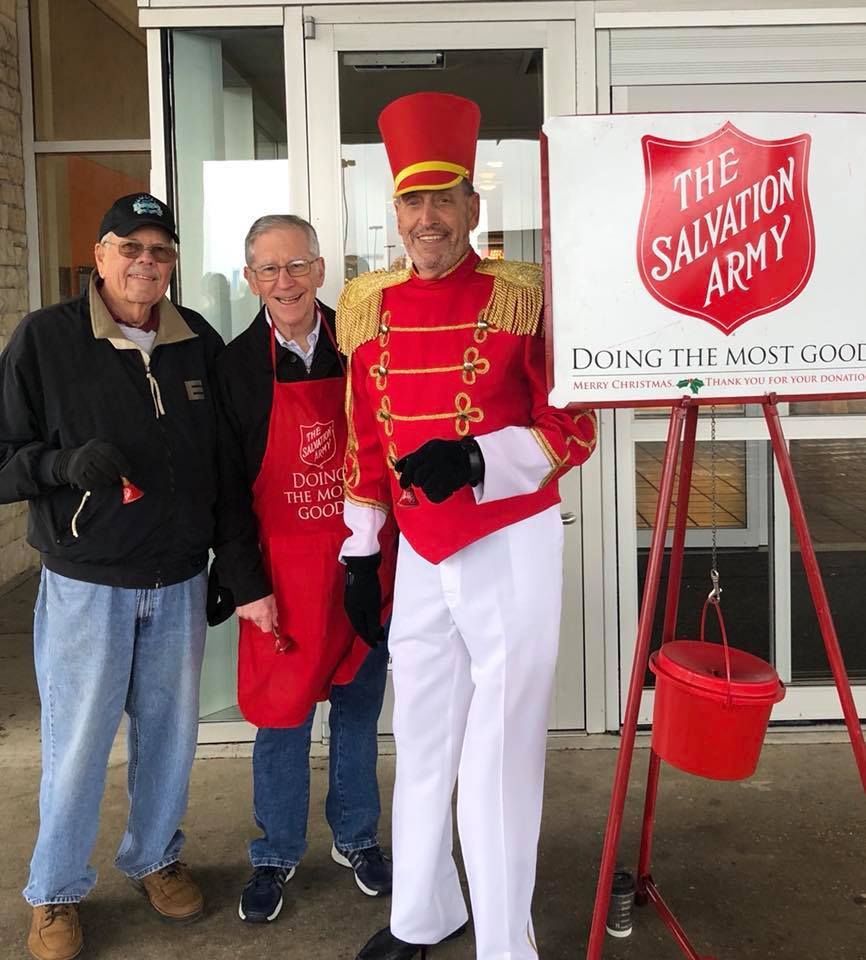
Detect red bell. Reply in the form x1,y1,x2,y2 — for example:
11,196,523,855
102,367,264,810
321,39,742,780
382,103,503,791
397,486,420,508
121,476,144,504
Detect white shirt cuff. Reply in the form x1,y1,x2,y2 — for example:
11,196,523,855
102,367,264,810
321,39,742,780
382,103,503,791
340,499,388,558
472,427,554,503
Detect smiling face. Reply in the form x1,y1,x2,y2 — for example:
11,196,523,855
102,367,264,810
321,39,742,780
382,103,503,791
244,226,325,341
394,184,480,279
94,226,175,319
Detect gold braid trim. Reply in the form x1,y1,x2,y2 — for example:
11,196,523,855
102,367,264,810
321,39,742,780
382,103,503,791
336,268,412,356
476,259,543,337
345,489,391,514
343,366,361,490
569,410,599,452
531,427,568,490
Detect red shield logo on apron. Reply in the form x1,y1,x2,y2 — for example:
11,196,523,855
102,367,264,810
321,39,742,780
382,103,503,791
299,420,337,467
637,122,814,335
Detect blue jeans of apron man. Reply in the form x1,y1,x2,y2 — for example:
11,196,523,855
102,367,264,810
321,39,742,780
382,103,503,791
249,637,389,868
24,567,207,905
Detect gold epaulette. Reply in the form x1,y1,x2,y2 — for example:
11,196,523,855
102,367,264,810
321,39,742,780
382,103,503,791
336,268,412,356
476,259,543,337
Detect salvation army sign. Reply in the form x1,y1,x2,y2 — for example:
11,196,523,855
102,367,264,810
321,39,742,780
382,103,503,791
544,113,866,406
637,123,814,335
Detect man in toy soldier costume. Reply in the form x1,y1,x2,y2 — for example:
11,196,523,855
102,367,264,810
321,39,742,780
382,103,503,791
338,92,597,960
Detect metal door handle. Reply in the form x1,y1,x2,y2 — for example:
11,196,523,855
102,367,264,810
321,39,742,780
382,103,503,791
560,511,576,526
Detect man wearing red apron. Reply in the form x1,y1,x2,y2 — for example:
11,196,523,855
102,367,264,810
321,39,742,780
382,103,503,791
338,94,597,960
209,215,396,926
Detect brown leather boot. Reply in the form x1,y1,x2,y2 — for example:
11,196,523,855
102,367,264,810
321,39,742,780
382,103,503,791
27,904,83,960
135,862,203,922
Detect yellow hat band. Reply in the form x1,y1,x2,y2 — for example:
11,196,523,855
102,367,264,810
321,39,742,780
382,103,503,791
394,174,466,198
393,160,470,193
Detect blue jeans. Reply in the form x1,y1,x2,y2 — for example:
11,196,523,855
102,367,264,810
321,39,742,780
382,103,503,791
249,638,389,868
23,568,207,905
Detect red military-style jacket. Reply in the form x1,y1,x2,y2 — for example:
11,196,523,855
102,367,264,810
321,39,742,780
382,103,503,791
337,250,597,565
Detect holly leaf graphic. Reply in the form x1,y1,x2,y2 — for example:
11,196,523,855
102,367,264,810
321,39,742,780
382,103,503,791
676,379,690,389
676,377,704,395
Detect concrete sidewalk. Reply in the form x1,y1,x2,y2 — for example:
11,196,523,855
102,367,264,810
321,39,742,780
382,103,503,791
1,574,864,960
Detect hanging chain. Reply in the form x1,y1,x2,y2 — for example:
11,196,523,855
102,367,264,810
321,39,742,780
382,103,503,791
709,405,722,604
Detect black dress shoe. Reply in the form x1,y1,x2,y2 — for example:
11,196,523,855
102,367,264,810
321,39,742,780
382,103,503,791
355,922,468,960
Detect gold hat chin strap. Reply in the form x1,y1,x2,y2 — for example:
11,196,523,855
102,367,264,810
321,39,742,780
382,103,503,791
393,160,470,194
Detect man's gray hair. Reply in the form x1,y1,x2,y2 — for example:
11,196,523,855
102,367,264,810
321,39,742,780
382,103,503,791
244,215,320,265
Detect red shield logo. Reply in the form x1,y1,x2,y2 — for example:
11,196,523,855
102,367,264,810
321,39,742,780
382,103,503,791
637,122,814,334
299,420,336,467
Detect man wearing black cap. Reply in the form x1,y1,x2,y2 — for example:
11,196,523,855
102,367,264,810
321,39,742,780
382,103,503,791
0,193,223,960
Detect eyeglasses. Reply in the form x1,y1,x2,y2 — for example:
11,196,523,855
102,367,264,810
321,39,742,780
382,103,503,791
250,259,319,282
102,239,178,263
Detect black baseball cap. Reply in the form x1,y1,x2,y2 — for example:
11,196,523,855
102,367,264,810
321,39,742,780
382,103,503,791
98,193,179,244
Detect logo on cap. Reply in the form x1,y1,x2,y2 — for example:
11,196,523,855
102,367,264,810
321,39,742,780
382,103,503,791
133,195,164,217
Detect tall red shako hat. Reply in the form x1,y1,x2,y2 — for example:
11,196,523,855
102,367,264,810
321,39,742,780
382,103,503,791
378,92,481,197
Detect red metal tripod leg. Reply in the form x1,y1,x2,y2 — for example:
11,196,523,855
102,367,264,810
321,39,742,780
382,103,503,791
642,878,717,960
764,400,866,793
635,748,661,904
586,403,688,960
637,404,699,898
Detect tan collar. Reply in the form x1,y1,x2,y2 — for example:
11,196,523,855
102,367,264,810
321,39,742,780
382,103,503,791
88,272,197,351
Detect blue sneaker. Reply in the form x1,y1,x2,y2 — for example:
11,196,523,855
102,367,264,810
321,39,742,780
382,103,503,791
238,865,295,923
331,844,392,897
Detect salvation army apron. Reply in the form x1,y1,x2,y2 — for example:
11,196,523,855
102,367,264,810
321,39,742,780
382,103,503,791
237,316,395,727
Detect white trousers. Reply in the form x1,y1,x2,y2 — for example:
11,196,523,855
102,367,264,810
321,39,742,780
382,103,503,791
388,506,564,960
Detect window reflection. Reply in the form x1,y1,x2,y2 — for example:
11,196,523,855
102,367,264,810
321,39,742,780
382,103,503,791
36,153,150,305
636,440,749,531
790,438,866,680
172,27,288,344
636,439,773,680
30,0,148,141
338,49,543,279
171,26,289,723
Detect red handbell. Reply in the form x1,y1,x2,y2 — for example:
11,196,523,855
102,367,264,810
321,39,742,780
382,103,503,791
121,476,144,504
397,486,419,508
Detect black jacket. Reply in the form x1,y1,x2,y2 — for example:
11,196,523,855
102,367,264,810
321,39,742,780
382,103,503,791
0,278,224,588
210,303,344,618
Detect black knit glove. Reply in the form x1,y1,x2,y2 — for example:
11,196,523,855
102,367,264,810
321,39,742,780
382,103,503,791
343,553,384,648
53,439,131,490
394,437,485,504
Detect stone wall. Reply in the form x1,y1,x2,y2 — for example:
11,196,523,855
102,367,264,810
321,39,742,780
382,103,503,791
0,0,37,588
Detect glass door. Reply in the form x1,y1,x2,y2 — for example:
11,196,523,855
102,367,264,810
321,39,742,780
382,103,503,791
305,13,587,732
164,16,309,740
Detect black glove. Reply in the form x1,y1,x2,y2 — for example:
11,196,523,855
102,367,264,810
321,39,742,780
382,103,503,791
53,439,131,490
394,437,485,504
206,563,236,627
343,553,384,648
